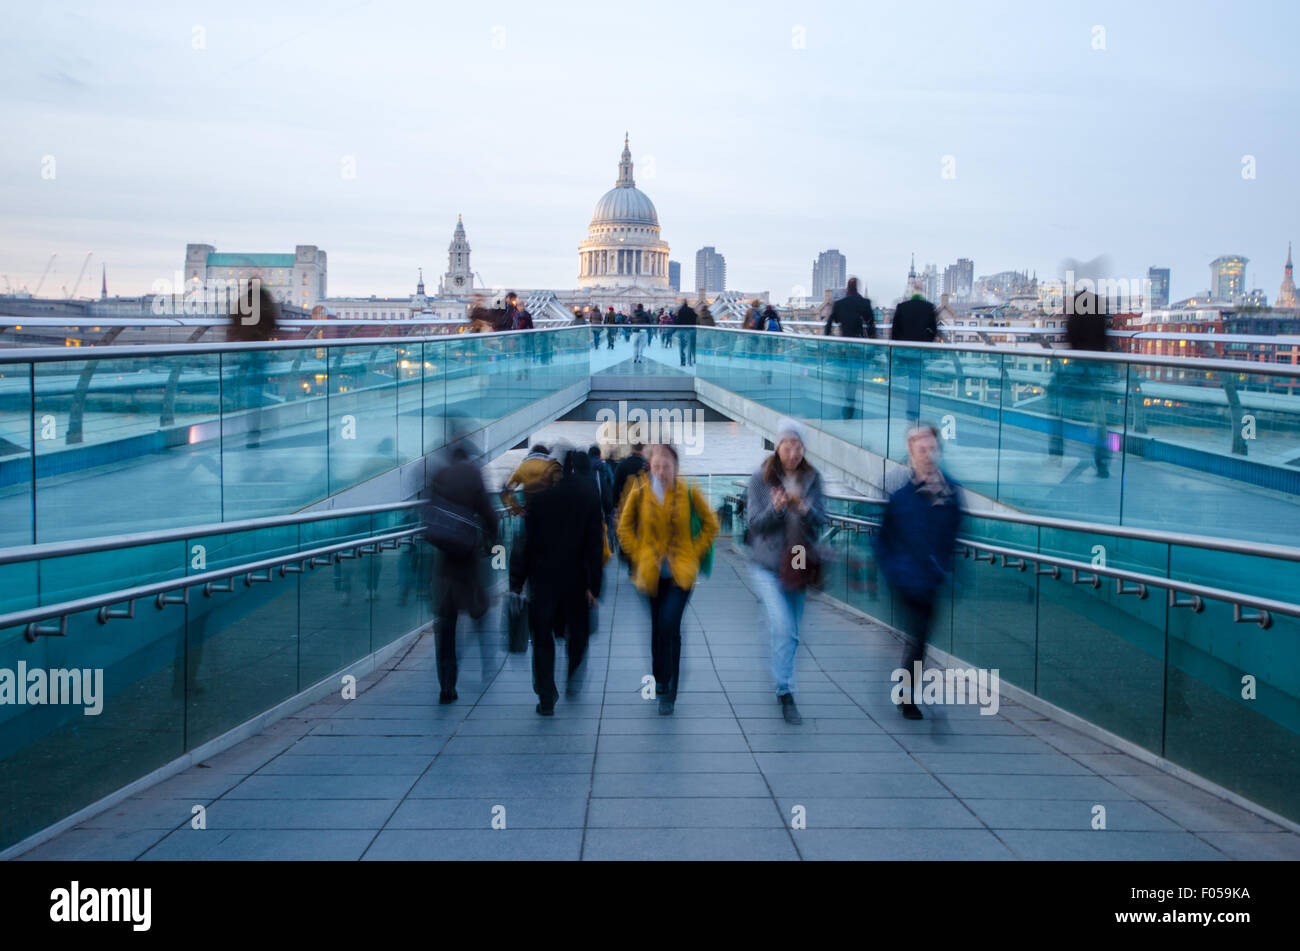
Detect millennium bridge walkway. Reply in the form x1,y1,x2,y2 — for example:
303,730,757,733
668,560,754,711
2,325,1299,859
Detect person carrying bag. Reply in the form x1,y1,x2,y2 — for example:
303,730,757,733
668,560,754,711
744,418,826,724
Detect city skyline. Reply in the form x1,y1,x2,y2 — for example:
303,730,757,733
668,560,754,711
2,1,1297,304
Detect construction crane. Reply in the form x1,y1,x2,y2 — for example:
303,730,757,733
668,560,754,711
68,251,93,299
33,253,57,296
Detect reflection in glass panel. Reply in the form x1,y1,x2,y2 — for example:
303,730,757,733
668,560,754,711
0,361,33,548
34,352,223,542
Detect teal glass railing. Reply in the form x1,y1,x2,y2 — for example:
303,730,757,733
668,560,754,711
696,328,1300,548
810,497,1300,824
0,329,589,547
0,503,521,853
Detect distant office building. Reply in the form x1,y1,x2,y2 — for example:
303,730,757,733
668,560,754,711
1210,255,1248,301
812,249,847,299
695,246,726,294
943,257,974,299
669,260,681,292
1147,267,1170,309
185,243,327,309
921,263,941,303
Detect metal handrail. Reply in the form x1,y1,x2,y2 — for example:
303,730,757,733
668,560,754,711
0,527,424,641
0,501,426,567
12,315,1300,347
818,512,1291,628
821,494,1300,563
3,323,1298,378
693,325,1300,378
729,479,1300,564
0,324,589,364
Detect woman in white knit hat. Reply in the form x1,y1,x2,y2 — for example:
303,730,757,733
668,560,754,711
744,417,826,725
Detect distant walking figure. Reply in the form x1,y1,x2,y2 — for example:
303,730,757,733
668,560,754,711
891,291,940,423
824,277,875,419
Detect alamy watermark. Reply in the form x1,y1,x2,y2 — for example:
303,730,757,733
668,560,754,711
1,663,104,715
149,272,265,320
890,663,1000,715
594,400,705,455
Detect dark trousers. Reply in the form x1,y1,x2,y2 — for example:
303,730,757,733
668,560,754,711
436,602,460,694
678,328,696,366
434,559,489,695
899,591,936,702
530,588,591,704
649,578,691,699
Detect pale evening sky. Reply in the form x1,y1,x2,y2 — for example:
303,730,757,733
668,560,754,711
1,0,1297,304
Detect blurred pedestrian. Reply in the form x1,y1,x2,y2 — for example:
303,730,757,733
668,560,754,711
891,290,940,423
676,299,698,367
616,444,719,714
426,439,500,704
824,276,875,339
872,424,961,720
226,279,281,448
632,304,649,363
612,442,648,515
745,418,826,725
1050,290,1111,477
512,447,605,714
825,277,875,419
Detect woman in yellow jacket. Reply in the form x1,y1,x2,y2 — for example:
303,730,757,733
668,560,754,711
616,444,719,715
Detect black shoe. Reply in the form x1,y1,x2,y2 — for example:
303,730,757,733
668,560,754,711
536,702,555,716
439,689,458,705
901,702,923,720
658,699,674,716
779,693,802,725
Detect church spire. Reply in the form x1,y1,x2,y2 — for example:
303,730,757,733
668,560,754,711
1279,240,1298,309
617,134,635,187
417,267,425,296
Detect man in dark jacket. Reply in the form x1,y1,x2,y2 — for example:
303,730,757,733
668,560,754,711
604,306,617,349
891,293,940,422
512,449,605,713
675,300,698,367
872,424,961,720
824,276,876,339
612,443,648,513
891,294,939,343
589,444,615,523
824,277,875,419
427,440,499,704
1050,290,1111,476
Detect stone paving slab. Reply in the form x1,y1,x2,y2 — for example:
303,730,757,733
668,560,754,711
17,547,1300,861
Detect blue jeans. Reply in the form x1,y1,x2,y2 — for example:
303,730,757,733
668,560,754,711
648,579,691,700
749,564,806,697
